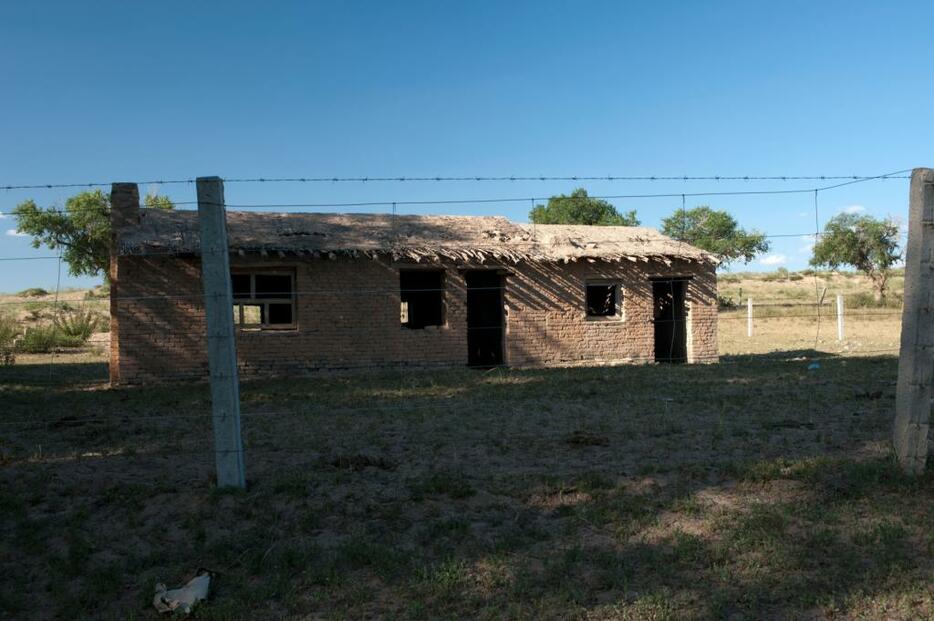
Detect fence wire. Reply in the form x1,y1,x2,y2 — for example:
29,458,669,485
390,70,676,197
0,171,911,476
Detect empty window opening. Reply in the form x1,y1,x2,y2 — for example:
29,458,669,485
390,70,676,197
232,271,295,329
400,270,445,329
586,282,620,318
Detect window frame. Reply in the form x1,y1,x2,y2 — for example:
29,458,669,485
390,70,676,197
231,269,297,331
399,268,447,330
584,280,623,321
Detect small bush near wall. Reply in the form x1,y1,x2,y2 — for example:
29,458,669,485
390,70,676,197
0,314,19,363
17,326,61,353
16,320,94,354
0,314,18,345
54,309,100,341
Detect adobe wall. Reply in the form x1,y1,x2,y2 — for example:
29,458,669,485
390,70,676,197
109,254,718,384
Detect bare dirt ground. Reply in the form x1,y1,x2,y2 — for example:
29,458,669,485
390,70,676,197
0,275,931,620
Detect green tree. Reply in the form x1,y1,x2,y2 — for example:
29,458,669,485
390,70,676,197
529,188,639,226
143,192,174,210
810,213,900,301
14,190,174,280
660,205,769,267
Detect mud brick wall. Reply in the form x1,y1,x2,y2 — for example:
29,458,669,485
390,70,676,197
109,255,718,384
504,258,718,366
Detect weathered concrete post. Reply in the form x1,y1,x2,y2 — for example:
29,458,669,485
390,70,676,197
894,168,933,475
747,298,753,337
836,294,844,341
197,176,246,488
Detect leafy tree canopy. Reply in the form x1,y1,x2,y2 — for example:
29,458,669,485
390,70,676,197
143,193,174,210
529,188,639,226
660,205,769,267
14,190,174,280
810,212,900,300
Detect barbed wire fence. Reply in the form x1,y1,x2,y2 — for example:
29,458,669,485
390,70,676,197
0,169,917,483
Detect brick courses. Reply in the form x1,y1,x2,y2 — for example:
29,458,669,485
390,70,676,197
110,253,718,384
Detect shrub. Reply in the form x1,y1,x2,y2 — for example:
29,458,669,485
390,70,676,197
0,314,20,353
17,326,59,353
847,292,903,309
0,314,19,343
17,287,48,298
54,309,100,341
717,294,738,310
83,285,110,300
17,324,87,354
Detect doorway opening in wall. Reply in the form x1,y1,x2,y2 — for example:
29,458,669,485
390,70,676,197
652,278,688,363
465,270,504,367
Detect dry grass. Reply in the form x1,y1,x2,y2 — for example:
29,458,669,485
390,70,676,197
0,287,108,321
717,270,905,306
717,271,902,358
0,275,929,620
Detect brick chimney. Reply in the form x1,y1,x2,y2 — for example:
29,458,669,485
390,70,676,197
109,182,138,385
110,182,140,232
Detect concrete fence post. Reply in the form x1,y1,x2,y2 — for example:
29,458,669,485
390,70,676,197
747,297,753,337
894,168,933,475
836,294,844,341
197,176,246,488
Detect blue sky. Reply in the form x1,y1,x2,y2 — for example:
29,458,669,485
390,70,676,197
1,1,929,292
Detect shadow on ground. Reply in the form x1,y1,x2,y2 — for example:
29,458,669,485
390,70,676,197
1,352,931,619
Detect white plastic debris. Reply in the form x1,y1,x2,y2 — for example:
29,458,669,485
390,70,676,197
153,570,211,615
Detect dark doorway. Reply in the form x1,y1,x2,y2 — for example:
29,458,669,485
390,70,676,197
465,270,504,367
652,279,688,363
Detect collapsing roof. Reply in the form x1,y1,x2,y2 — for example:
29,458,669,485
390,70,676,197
117,209,716,264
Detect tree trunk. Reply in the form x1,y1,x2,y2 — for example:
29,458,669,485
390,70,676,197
870,271,888,303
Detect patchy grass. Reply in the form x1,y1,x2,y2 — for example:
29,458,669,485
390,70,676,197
0,276,926,619
1,352,931,620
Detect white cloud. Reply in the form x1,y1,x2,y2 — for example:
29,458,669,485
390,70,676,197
841,205,865,214
796,234,817,255
5,228,27,237
760,254,787,266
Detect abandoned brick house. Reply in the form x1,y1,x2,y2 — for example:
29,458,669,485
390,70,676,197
108,185,718,384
